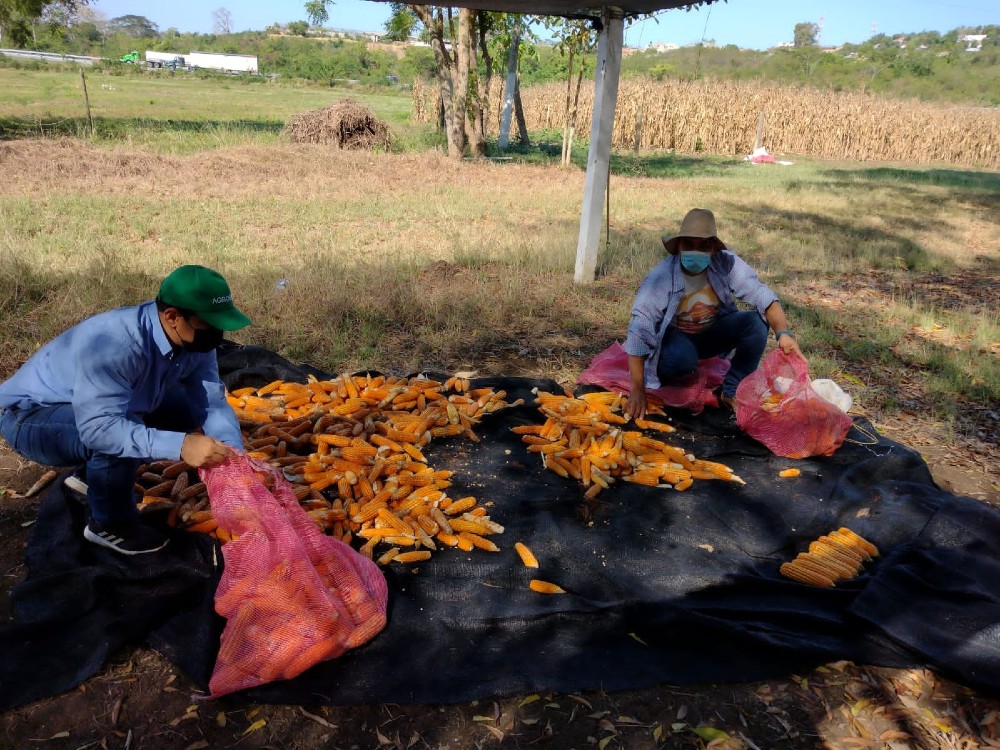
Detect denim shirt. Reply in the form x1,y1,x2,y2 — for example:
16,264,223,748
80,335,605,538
623,249,779,389
0,301,242,460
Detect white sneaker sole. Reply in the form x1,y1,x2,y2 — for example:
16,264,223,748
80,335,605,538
83,525,169,555
64,475,89,496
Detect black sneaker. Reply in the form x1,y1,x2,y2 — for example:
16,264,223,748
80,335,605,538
84,521,169,555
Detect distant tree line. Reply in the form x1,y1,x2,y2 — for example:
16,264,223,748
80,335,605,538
2,2,997,107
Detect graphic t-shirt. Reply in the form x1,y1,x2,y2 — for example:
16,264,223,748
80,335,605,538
671,272,720,334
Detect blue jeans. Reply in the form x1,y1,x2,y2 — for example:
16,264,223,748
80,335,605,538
657,310,768,398
0,392,199,525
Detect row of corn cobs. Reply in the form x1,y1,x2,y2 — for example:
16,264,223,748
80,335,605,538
134,373,521,565
514,389,744,497
779,527,880,587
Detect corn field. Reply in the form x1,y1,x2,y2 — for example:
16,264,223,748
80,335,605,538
412,77,1000,169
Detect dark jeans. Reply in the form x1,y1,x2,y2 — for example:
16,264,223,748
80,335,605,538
657,310,768,398
0,391,199,525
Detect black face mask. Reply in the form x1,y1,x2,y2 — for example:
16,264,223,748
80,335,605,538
184,325,224,353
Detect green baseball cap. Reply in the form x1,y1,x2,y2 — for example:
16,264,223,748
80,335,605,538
158,265,252,331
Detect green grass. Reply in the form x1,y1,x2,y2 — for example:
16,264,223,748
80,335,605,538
1,66,998,438
0,67,422,153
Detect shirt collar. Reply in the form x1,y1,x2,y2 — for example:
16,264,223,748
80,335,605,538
142,301,177,358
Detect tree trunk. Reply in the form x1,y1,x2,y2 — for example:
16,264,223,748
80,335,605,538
561,47,575,166
468,11,491,158
409,5,465,158
514,79,530,146
455,8,478,159
498,16,522,150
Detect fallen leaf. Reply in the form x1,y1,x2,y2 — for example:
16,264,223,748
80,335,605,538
375,728,391,745
879,730,911,741
856,508,871,518
299,707,334,728
486,726,505,741
676,705,688,720
698,543,715,552
473,715,495,723
111,697,123,726
182,742,209,750
569,694,593,709
627,632,649,646
243,719,267,736
598,718,617,733
598,737,614,750
216,712,227,728
519,695,541,707
694,727,729,741
616,716,641,724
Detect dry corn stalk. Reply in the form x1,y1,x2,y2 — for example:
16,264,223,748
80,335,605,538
133,373,522,564
514,389,744,496
413,77,1000,170
779,527,880,587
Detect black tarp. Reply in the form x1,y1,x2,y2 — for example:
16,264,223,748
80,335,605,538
2,345,1000,710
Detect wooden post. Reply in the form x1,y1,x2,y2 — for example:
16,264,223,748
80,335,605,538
498,15,522,150
633,105,643,154
80,68,94,137
753,110,765,152
574,8,624,285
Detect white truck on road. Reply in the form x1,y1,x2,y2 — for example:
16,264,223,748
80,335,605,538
184,52,259,74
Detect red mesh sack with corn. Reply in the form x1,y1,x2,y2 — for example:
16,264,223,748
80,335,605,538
201,454,388,698
734,350,853,459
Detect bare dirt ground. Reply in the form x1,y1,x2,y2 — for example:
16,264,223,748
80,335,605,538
2,352,998,750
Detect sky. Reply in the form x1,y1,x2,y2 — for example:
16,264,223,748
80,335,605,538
91,0,997,51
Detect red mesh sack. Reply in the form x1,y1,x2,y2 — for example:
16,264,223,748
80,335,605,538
577,342,729,414
201,454,388,698
734,350,853,459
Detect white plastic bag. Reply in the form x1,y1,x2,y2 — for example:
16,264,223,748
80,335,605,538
810,379,852,413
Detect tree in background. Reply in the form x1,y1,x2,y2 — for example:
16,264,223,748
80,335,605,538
1,0,86,46
540,16,596,165
212,7,232,35
383,2,417,42
305,0,331,31
794,22,819,47
286,20,309,37
109,14,158,38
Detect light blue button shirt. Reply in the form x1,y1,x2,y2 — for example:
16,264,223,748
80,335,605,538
0,301,242,460
624,249,779,389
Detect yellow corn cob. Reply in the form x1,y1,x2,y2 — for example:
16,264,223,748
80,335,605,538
394,550,432,564
779,468,801,478
444,497,477,516
529,579,566,594
836,527,880,557
514,542,539,568
459,531,499,552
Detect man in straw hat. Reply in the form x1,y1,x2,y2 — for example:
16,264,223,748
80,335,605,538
0,265,251,555
624,208,801,420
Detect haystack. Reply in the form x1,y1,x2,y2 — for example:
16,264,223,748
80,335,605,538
283,99,392,151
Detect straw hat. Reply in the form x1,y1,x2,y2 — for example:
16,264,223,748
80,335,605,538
660,208,727,255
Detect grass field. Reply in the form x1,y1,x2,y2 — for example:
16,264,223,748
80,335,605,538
2,65,1000,750
1,66,998,448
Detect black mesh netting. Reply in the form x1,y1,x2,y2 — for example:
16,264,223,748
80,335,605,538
2,345,1000,710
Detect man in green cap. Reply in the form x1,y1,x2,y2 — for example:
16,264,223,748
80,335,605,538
0,265,251,555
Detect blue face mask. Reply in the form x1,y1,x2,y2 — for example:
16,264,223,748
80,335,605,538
679,250,712,274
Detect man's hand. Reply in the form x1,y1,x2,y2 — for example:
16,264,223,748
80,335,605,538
181,433,234,468
625,354,648,420
625,387,647,421
778,334,802,358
